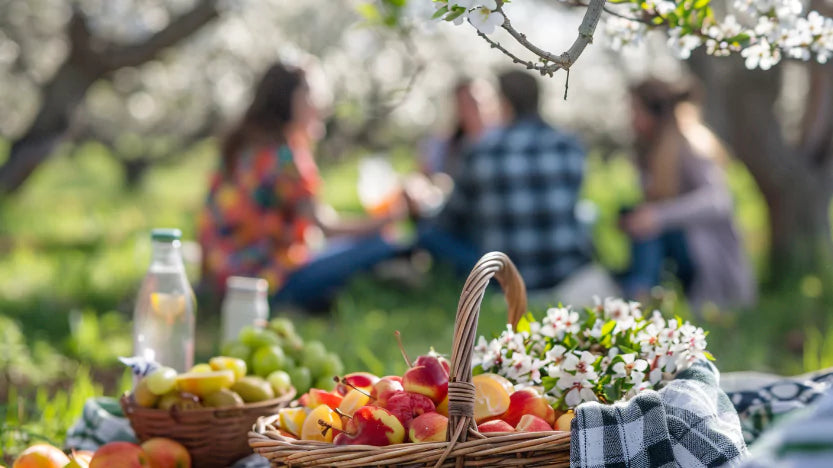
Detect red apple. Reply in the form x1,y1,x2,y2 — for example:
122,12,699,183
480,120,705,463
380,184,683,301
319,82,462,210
500,388,556,427
477,419,515,433
370,376,404,407
408,412,448,443
12,444,69,468
403,356,449,405
515,414,553,432
89,442,149,468
383,391,436,431
336,372,380,396
140,438,191,468
333,406,405,446
306,388,344,410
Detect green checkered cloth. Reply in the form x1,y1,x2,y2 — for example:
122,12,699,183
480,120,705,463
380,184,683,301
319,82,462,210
571,361,747,468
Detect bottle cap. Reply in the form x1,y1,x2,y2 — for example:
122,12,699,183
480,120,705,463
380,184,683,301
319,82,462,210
151,228,182,242
227,276,269,294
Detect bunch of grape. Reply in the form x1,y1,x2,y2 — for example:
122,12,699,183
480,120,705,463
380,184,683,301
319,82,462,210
221,317,343,395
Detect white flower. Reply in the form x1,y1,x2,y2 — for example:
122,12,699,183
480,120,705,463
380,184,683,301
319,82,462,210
741,38,781,70
469,6,504,34
557,374,598,407
612,354,649,379
655,1,676,16
563,351,599,381
545,345,567,365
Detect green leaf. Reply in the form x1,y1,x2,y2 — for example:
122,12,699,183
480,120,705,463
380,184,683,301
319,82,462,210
444,7,467,22
432,5,449,19
516,313,535,333
356,3,382,23
542,376,559,392
601,320,617,337
703,351,716,361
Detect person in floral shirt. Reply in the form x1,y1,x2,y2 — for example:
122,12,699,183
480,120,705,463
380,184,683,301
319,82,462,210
199,62,404,310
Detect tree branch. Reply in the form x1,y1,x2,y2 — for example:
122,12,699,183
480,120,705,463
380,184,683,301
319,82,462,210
488,0,604,75
99,0,219,70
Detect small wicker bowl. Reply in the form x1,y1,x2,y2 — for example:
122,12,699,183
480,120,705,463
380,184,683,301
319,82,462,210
121,387,295,468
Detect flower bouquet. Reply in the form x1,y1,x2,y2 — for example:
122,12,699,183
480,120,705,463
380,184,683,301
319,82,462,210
473,297,713,411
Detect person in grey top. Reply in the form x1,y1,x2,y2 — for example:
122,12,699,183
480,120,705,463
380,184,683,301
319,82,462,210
620,78,756,313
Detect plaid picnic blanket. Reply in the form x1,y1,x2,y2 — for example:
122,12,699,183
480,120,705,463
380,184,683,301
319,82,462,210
571,361,747,468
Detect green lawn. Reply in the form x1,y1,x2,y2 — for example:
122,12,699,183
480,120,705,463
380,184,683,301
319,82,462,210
1,141,831,461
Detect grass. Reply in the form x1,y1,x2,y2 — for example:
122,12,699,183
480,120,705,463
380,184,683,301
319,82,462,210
1,140,831,462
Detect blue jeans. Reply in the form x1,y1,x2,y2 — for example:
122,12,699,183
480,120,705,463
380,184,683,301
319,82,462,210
415,224,482,276
271,234,404,310
621,230,694,299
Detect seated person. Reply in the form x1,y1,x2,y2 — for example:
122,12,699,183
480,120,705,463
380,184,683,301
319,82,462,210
416,70,594,294
199,62,404,311
620,78,756,313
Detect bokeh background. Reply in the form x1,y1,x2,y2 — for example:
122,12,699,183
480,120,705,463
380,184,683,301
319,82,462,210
1,0,832,458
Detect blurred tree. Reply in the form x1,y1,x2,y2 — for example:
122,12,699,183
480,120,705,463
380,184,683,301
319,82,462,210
0,0,220,194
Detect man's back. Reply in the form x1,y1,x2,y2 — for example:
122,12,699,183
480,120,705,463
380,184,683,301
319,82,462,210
440,116,592,290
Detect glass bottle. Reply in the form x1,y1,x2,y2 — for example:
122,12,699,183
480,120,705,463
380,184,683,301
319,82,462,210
133,228,196,372
221,276,269,344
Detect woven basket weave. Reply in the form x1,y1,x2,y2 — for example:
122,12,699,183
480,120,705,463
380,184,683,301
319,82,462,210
249,251,571,467
122,387,295,468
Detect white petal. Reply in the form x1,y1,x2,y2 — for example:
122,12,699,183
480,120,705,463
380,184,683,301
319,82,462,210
565,388,580,407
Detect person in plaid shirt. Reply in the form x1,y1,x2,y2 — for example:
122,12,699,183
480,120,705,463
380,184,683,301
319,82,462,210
421,70,592,291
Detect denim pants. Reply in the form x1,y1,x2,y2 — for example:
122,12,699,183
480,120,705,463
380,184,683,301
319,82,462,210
621,230,695,298
271,234,404,310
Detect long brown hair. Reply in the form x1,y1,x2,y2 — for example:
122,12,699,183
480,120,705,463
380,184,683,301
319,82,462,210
630,78,725,201
221,63,306,175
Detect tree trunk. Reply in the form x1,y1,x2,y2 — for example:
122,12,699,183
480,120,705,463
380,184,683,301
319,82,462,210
689,52,833,286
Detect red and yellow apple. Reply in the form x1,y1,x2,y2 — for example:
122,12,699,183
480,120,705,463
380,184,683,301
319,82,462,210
477,419,515,433
333,406,405,446
89,442,149,468
12,444,69,468
402,356,449,405
140,438,191,468
515,414,553,432
408,412,448,443
500,388,555,427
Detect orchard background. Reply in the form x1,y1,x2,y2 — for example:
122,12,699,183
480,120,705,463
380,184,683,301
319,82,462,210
2,0,833,462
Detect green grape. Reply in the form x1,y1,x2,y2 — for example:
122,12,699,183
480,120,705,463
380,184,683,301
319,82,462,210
221,341,252,362
319,353,344,380
267,370,293,395
302,341,328,377
268,317,296,338
239,326,281,348
313,376,336,392
252,345,287,377
287,367,312,395
146,366,178,395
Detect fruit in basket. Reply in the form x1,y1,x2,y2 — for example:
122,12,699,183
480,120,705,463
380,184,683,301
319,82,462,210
140,438,191,468
203,388,245,408
500,388,555,427
189,363,213,373
157,392,202,411
477,419,514,433
220,341,251,362
89,442,149,468
268,317,296,338
333,405,406,446
267,370,293,395
436,395,449,416
339,389,371,417
252,346,287,377
278,407,310,437
408,412,448,443
306,388,343,410
402,355,449,405
300,404,342,442
554,411,574,432
209,356,247,381
12,444,69,468
231,376,275,402
370,376,404,406
146,366,178,395
383,391,436,430
515,414,553,432
472,373,512,423
287,366,312,395
133,378,160,408
175,370,235,397
336,372,379,395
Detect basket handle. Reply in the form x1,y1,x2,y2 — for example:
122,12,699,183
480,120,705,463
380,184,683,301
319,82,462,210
444,252,527,454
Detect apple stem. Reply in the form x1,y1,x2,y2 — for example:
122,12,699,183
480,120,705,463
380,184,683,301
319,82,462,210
334,376,373,398
394,330,413,368
319,419,353,437
334,408,353,419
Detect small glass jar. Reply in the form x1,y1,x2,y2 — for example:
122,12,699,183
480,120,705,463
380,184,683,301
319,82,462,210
221,276,270,344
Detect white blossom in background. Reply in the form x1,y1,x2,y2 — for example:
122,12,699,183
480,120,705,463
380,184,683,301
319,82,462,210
430,0,833,70
471,299,712,410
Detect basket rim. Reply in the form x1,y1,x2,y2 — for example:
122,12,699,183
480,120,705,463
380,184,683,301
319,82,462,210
121,385,296,415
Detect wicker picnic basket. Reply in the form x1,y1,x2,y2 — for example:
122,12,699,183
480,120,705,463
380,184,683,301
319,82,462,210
249,251,572,467
121,387,295,468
